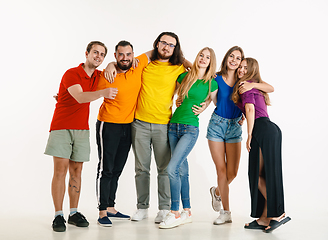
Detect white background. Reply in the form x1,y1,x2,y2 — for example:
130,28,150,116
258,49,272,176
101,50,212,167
0,0,327,232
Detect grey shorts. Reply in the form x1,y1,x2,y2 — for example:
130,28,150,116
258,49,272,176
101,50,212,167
44,129,90,162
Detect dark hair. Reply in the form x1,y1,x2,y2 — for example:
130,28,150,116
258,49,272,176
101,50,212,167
115,40,134,52
86,41,108,57
150,32,184,65
217,46,244,77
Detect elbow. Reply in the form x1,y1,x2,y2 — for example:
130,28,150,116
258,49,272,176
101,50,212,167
74,97,85,104
245,104,255,115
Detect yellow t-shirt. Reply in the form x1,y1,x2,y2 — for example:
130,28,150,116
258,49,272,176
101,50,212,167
135,61,185,124
97,54,148,124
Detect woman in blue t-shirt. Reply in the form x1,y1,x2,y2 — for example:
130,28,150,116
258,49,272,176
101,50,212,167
207,46,274,225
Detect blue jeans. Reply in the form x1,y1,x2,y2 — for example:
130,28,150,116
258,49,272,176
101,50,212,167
167,123,199,211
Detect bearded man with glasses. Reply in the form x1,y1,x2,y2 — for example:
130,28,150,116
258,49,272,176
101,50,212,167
130,32,191,223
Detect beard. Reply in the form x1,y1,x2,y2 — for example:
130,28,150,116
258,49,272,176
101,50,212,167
117,60,132,71
157,49,172,60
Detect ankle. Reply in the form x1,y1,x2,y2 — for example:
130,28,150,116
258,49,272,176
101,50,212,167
55,210,64,217
171,211,180,217
69,208,77,216
107,207,117,214
99,210,107,218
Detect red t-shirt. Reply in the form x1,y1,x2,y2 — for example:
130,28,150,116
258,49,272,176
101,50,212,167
50,63,100,131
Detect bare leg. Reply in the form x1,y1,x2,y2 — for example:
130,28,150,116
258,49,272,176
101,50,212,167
209,140,242,211
52,157,69,212
225,142,241,185
68,160,83,209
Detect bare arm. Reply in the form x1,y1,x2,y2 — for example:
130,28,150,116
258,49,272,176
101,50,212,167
67,84,118,104
245,103,255,152
211,89,218,106
239,81,274,94
183,59,192,70
104,62,117,83
144,50,152,61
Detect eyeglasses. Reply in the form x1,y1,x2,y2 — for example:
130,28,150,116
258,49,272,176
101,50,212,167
159,41,176,48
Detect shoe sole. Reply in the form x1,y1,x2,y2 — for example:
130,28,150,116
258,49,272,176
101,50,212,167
213,220,232,225
53,227,66,232
97,221,112,227
109,217,131,220
68,221,89,227
159,220,182,229
131,216,148,221
210,187,221,212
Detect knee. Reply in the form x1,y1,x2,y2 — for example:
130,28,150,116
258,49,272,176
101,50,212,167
216,166,227,179
166,164,177,179
69,163,83,178
258,176,265,188
53,165,68,179
227,170,238,183
179,166,189,178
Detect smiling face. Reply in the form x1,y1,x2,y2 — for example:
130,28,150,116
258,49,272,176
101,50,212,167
156,35,176,61
197,49,211,69
226,50,242,71
115,45,134,71
85,44,106,69
238,59,248,79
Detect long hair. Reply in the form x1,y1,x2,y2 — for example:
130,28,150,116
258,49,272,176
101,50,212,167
232,58,271,105
177,47,216,101
217,46,244,78
150,32,184,65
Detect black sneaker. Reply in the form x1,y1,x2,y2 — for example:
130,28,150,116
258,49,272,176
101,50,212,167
68,212,89,227
52,215,66,232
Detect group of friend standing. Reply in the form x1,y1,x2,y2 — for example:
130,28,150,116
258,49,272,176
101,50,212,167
45,31,290,234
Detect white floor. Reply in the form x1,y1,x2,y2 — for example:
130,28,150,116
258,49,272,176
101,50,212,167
1,210,326,240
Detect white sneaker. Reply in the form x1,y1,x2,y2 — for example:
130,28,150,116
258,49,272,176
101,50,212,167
159,212,182,229
154,210,170,223
213,210,232,225
131,209,148,221
180,210,192,224
210,186,221,212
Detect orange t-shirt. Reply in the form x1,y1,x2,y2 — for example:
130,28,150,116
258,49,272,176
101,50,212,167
50,64,100,131
97,54,148,124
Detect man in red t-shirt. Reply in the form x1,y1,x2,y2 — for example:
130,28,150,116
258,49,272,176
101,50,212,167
45,41,117,232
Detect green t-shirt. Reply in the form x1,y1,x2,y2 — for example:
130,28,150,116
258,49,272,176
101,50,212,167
170,72,218,127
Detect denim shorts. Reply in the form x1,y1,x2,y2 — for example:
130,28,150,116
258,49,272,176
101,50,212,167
206,113,242,143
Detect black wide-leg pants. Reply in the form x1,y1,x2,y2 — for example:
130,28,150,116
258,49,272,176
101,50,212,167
248,117,285,218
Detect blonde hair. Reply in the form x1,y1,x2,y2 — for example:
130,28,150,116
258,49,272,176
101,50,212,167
178,47,216,101
232,58,271,105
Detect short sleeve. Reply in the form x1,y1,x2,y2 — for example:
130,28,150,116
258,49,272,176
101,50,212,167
241,89,257,106
177,72,188,84
62,69,81,89
210,79,218,92
136,53,149,70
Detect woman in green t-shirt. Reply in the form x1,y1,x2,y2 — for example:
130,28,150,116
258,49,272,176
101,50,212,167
159,47,218,229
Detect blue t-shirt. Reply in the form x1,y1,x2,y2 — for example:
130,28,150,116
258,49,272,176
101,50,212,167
214,75,242,119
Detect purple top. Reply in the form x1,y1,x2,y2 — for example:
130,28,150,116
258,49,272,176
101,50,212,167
237,87,269,119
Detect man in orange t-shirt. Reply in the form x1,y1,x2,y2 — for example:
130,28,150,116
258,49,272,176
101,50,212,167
95,41,149,227
45,41,118,232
